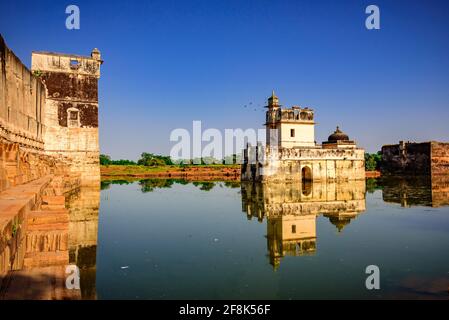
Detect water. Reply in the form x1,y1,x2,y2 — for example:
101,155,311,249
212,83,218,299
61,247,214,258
91,177,449,299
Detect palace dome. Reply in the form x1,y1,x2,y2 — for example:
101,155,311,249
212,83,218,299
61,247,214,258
328,126,349,142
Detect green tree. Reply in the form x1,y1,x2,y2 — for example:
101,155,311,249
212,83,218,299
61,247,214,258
365,152,382,171
100,154,111,165
137,153,173,166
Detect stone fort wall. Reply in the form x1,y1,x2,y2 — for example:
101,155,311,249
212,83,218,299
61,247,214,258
1,35,51,191
1,34,100,189
382,141,449,176
31,50,102,186
0,36,46,151
1,35,101,287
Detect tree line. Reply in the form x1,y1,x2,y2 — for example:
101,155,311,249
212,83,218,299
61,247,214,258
100,153,241,166
101,152,383,171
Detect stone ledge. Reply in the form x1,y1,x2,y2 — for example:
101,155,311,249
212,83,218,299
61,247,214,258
0,176,53,235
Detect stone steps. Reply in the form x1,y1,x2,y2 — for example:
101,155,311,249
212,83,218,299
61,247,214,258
25,230,69,253
23,251,69,270
0,175,54,278
23,209,70,269
40,195,66,210
27,210,69,225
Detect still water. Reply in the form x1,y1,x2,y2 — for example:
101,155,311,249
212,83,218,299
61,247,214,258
90,177,449,299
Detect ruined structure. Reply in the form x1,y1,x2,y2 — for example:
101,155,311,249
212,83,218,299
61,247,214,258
381,141,449,176
0,35,101,298
241,180,366,269
31,49,102,186
241,92,365,182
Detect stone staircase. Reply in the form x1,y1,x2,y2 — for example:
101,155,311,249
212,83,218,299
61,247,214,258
0,178,81,299
23,206,69,270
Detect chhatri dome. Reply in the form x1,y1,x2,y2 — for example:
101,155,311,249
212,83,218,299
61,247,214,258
327,126,350,142
267,90,279,107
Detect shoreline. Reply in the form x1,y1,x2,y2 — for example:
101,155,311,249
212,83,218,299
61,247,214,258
100,164,240,181
101,165,381,181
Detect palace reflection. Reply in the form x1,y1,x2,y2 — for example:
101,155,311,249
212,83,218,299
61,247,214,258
241,180,366,269
380,175,449,208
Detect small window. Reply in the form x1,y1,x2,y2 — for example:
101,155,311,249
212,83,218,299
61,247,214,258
290,129,295,137
291,225,296,233
70,59,80,69
67,108,80,128
69,111,78,120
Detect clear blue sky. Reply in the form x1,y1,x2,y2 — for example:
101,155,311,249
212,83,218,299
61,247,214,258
1,0,449,159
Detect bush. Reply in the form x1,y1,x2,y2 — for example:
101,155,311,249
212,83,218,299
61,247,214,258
137,152,173,166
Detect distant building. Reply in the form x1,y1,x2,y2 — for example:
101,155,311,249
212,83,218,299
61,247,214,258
241,92,365,182
381,141,449,176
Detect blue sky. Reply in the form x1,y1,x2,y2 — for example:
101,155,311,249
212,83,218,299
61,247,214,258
1,0,449,159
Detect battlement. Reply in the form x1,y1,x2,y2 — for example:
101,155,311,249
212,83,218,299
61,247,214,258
266,106,314,125
31,49,102,78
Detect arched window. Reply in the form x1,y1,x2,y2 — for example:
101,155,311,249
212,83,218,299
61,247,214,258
302,166,312,181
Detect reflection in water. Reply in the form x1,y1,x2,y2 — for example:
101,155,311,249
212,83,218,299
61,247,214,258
241,180,366,269
369,175,449,208
5,175,447,299
65,186,100,299
95,177,449,299
0,186,100,299
101,179,241,193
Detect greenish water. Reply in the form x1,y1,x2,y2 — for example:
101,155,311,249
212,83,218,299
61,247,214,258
95,178,449,299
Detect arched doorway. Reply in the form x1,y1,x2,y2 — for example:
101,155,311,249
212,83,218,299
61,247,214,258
301,166,312,196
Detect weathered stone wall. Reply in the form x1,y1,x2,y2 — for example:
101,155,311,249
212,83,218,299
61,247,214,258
0,35,46,151
0,37,92,292
1,139,60,192
242,146,365,182
430,142,449,176
381,141,449,176
381,142,431,174
0,36,90,191
31,51,102,186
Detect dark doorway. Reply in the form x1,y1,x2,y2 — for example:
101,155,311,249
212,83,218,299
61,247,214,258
301,166,312,196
